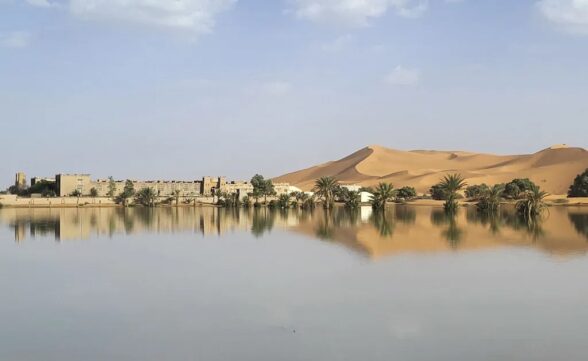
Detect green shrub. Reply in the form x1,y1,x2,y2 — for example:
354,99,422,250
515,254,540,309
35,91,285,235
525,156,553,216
429,184,447,200
504,178,537,199
465,184,489,200
396,186,417,200
568,169,588,197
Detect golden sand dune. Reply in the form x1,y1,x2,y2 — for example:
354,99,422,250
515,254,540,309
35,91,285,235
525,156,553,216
274,144,588,194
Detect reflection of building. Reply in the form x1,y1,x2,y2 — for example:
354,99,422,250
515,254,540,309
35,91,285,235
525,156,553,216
0,207,291,241
1,206,588,257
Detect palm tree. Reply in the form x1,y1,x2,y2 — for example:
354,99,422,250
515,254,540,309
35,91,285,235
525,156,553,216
173,189,181,207
313,177,338,209
370,183,395,211
516,185,549,219
135,187,157,207
342,190,361,209
476,184,504,213
438,174,467,213
277,194,291,209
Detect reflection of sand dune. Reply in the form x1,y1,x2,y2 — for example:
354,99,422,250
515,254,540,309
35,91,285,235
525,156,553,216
1,206,587,259
289,206,588,259
274,144,588,194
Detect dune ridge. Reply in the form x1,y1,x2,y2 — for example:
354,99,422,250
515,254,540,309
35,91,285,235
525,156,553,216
273,144,588,194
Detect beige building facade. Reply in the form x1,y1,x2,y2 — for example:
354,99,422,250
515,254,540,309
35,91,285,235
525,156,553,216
6,172,294,204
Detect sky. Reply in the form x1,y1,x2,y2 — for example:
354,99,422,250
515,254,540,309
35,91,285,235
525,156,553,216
1,0,588,185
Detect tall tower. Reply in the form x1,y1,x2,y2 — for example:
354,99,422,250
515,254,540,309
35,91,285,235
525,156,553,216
15,172,26,190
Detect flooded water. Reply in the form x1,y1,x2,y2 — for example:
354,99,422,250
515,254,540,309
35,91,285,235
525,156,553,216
1,205,588,361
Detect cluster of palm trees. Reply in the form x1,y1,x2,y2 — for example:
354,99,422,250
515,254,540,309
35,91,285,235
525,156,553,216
313,177,400,211
433,173,549,219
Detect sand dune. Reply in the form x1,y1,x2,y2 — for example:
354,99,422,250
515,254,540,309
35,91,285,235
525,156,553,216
274,144,588,194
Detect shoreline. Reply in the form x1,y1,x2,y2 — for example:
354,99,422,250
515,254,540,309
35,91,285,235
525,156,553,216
2,196,587,209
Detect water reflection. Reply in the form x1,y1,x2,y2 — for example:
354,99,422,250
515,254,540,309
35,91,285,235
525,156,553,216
2,205,588,258
568,212,588,241
431,210,463,248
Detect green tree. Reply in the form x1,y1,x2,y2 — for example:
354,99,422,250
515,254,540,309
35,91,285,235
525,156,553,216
465,184,490,200
27,180,58,197
264,180,275,204
277,194,291,209
242,196,252,208
107,176,117,199
568,169,588,197
117,180,136,207
476,184,504,213
70,189,82,197
135,187,157,207
504,178,537,199
396,186,417,201
369,183,395,211
438,174,467,213
516,185,549,219
429,184,447,200
313,177,339,209
89,187,98,197
251,174,275,204
340,189,361,209
173,189,181,207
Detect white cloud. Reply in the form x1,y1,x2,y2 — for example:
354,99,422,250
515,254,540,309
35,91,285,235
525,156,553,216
291,0,428,26
26,0,57,7
24,0,236,33
260,81,293,95
0,31,31,48
538,0,588,34
70,0,236,32
385,65,420,86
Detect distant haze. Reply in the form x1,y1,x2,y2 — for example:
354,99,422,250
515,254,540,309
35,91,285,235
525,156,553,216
1,0,587,186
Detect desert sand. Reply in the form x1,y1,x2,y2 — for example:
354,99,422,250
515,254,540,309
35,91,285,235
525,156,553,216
274,144,588,195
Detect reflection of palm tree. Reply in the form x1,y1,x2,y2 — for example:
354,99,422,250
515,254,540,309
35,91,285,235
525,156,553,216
251,208,276,238
442,216,463,249
501,208,546,242
315,209,335,239
431,209,463,248
370,211,395,237
466,207,502,235
117,208,134,234
136,207,155,228
338,207,361,227
395,206,416,225
568,213,588,241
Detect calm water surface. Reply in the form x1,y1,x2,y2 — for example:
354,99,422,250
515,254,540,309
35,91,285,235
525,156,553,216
1,205,588,361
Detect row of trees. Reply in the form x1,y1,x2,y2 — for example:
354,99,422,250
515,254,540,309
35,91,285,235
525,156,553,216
429,173,549,218
313,177,416,211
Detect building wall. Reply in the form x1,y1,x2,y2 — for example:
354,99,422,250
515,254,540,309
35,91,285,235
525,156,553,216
202,176,227,196
17,173,293,202
15,172,26,189
56,174,93,197
91,179,203,198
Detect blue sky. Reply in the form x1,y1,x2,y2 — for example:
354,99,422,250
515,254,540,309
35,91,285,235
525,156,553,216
1,0,587,184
